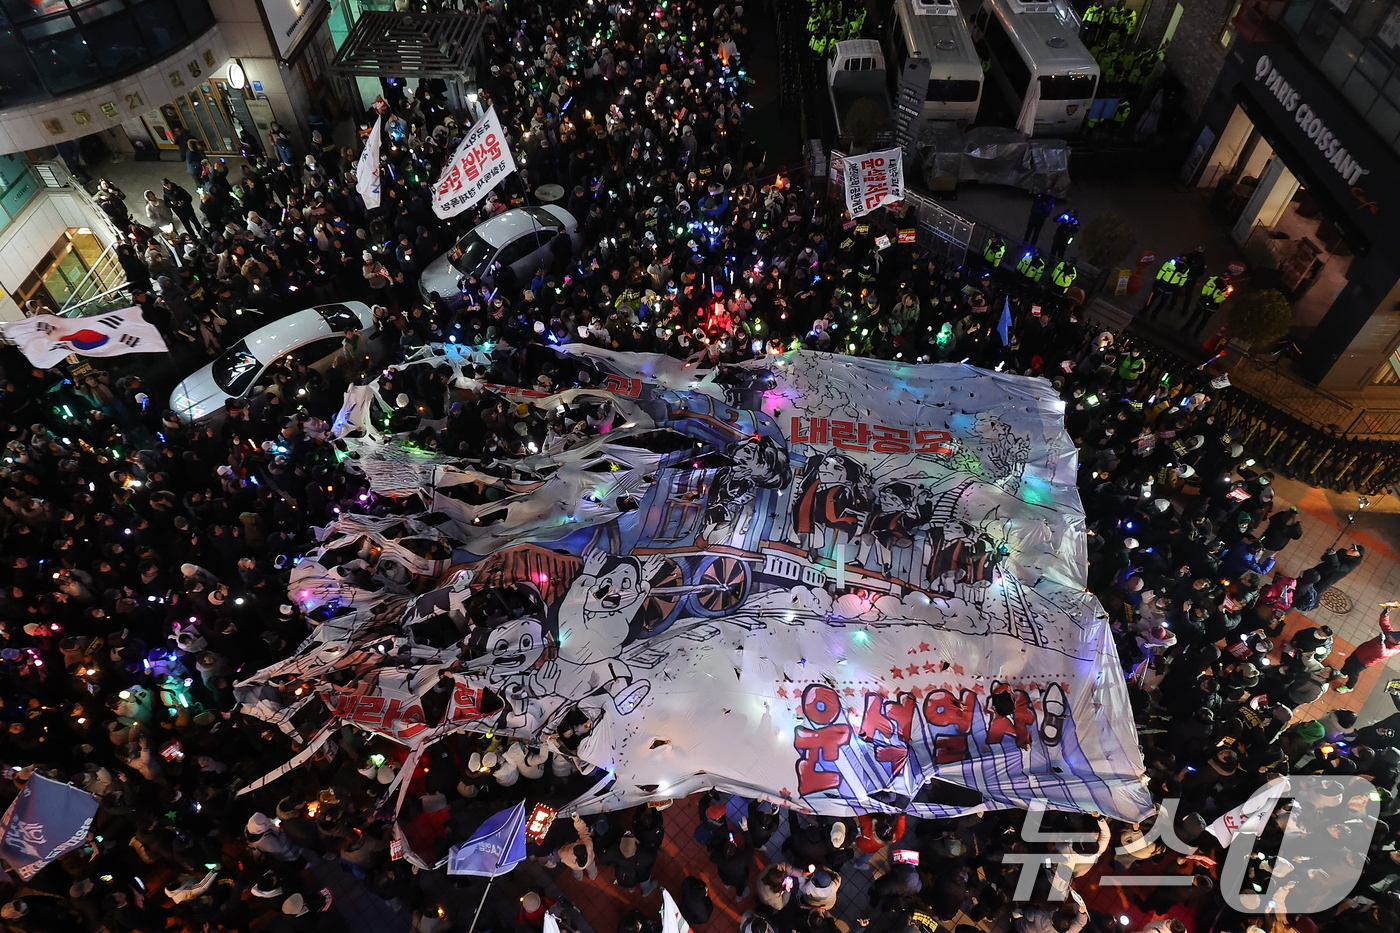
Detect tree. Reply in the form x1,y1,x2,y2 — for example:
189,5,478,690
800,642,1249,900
843,98,888,151
1078,213,1136,270
1228,288,1294,349
1076,213,1135,297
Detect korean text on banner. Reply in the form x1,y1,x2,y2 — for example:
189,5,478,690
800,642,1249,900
357,116,383,211
433,107,517,219
447,802,528,876
1,307,170,369
842,148,905,219
0,774,99,880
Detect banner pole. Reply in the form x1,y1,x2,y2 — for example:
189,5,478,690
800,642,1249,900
466,869,498,933
466,804,523,933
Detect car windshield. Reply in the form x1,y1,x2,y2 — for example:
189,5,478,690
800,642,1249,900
1039,74,1096,101
449,233,495,275
211,340,262,395
315,303,361,332
521,207,563,228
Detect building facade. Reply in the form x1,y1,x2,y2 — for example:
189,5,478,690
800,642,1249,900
0,0,364,320
1173,0,1400,391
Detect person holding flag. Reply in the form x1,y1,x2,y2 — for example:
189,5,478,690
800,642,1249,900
356,116,383,213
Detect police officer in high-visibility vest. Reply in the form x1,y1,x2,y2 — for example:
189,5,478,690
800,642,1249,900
1185,273,1233,338
983,234,1006,274
1142,255,1189,320
1050,258,1077,293
1016,248,1046,285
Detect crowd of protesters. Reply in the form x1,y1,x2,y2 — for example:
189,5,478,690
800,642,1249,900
2,1,1399,932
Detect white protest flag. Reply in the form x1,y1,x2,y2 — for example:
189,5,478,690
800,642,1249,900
356,116,383,210
661,889,691,933
1207,776,1289,846
432,106,517,219
2,307,169,368
842,148,904,218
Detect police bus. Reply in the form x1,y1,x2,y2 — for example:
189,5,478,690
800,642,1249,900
885,0,984,124
968,0,1098,136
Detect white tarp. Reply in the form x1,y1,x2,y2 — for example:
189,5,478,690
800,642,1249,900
841,148,904,218
3,308,169,368
432,107,517,219
244,351,1151,822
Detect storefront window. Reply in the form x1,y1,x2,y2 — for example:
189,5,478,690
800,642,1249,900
28,31,102,94
0,0,214,108
1296,0,1344,63
1282,0,1316,37
328,0,396,52
0,27,47,106
1319,22,1365,87
132,0,186,57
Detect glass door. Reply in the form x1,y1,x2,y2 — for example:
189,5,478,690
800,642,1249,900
170,78,246,155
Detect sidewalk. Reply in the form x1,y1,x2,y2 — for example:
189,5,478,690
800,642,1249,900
1264,476,1400,728
947,170,1400,438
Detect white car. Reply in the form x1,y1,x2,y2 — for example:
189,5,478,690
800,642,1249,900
168,301,376,422
419,205,579,300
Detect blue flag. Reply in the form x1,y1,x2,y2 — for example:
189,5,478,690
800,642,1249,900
997,298,1013,347
0,774,99,880
447,801,528,876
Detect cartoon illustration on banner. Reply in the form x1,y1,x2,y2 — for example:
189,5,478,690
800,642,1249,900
239,350,1150,826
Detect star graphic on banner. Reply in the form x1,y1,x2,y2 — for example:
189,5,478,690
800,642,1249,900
776,686,788,698
889,667,904,679
909,686,924,699
843,687,856,696
952,663,965,675
923,662,937,673
906,664,920,677
918,643,930,653
780,787,792,798
971,682,986,694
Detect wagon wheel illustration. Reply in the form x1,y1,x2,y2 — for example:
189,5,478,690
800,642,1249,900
637,557,685,634
687,555,751,617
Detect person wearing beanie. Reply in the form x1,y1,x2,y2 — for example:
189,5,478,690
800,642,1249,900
559,814,597,880
799,868,841,912
517,891,553,927
599,831,659,894
710,835,754,899
695,799,729,847
679,875,714,927
1336,604,1400,693
246,812,305,864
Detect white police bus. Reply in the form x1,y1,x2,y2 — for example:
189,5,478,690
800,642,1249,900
886,0,985,124
969,0,1098,136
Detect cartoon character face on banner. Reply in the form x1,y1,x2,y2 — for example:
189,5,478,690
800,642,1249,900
254,351,1150,822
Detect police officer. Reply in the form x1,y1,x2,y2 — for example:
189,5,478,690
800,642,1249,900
1015,248,1047,286
1142,256,1188,320
1185,273,1232,338
1050,209,1079,260
1050,258,1078,293
1023,192,1056,246
983,234,1006,275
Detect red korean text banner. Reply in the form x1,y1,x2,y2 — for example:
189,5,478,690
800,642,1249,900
841,148,904,219
432,106,517,219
